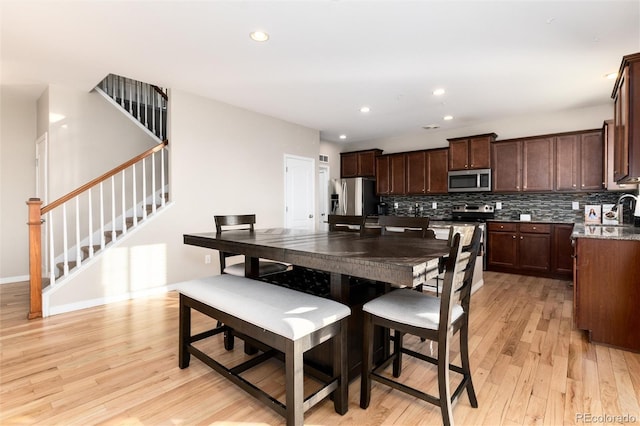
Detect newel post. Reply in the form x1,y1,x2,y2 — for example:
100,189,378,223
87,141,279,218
27,198,43,319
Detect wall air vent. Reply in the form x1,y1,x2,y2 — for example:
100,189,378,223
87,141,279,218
319,154,329,163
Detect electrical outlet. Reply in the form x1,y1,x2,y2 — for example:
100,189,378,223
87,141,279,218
496,202,502,210
432,202,437,209
394,202,399,209
572,201,579,210
205,254,211,264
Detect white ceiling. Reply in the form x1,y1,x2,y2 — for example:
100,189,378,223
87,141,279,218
1,1,639,144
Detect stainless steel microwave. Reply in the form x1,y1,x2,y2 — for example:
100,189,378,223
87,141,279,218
448,168,492,192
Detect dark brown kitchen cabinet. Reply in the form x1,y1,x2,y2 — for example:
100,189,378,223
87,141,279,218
406,148,449,195
603,120,635,190
574,237,640,352
612,52,640,183
376,153,406,195
492,140,521,192
551,224,574,279
487,221,572,278
522,137,554,192
340,149,382,178
555,130,604,191
448,133,496,170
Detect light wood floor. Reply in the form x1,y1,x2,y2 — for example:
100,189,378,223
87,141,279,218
1,272,639,425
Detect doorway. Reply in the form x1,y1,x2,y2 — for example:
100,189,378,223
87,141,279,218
284,154,315,229
318,165,329,230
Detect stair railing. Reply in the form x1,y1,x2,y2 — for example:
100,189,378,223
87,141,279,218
97,74,168,140
26,141,169,319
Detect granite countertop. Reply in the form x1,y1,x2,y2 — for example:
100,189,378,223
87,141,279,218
485,218,575,224
572,223,640,241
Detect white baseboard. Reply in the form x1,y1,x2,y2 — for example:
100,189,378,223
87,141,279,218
0,275,29,285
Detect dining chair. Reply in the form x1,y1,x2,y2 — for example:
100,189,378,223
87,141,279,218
377,216,435,239
214,214,291,277
328,214,366,233
360,225,482,426
429,224,476,297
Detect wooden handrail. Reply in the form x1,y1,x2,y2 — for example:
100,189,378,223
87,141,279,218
151,85,168,101
42,140,168,215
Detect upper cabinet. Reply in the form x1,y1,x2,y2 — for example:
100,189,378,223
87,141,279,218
612,52,640,183
340,149,382,178
603,120,634,190
406,149,449,195
447,133,496,170
376,153,406,195
555,130,604,191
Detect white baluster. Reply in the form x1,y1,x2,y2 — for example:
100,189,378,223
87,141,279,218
128,79,133,114
159,94,164,140
88,188,94,258
142,158,147,220
132,163,138,226
161,147,166,206
48,211,55,285
100,182,105,250
151,152,156,214
136,81,141,122
62,203,69,275
121,170,127,234
111,176,117,242
75,197,81,267
144,85,149,128
119,75,125,109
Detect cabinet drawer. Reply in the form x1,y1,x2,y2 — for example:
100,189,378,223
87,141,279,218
488,222,517,232
519,223,551,234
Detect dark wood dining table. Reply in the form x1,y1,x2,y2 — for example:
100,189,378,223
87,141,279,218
183,228,450,379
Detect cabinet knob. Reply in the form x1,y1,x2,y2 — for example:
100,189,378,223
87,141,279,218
516,186,520,189
533,226,536,230
520,236,524,240
500,225,504,229
470,163,474,167
573,184,576,187
581,184,585,187
512,235,516,239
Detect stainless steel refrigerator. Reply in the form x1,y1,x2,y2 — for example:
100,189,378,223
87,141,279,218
331,178,379,216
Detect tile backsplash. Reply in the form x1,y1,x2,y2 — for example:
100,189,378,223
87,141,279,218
381,189,637,223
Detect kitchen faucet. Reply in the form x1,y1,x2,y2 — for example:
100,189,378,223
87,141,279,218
609,191,640,226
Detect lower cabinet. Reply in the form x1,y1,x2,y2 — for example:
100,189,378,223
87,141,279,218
487,221,573,279
574,237,640,352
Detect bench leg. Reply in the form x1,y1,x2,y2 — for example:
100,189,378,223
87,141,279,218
334,318,348,415
179,295,191,369
285,340,304,426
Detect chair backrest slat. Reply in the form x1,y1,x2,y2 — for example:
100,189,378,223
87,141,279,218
214,214,257,271
328,214,365,232
378,216,433,238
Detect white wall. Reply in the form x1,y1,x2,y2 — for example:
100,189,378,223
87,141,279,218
346,103,614,154
0,86,37,282
46,89,320,313
319,140,343,182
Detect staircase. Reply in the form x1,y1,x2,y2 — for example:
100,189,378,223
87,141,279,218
27,74,170,319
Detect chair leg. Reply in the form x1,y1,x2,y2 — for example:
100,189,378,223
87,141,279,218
392,330,404,378
333,318,348,414
460,322,478,407
438,332,454,426
223,329,235,351
360,313,374,409
178,296,191,369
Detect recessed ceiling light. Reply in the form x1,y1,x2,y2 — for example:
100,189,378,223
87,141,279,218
432,88,445,96
250,31,269,42
339,134,347,140
360,106,371,113
605,72,618,79
443,115,454,121
422,124,440,130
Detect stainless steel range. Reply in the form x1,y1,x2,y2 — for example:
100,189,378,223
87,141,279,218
451,204,495,222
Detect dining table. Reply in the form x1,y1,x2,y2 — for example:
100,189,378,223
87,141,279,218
183,227,451,379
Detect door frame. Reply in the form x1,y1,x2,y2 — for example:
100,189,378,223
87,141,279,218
318,164,330,230
35,132,49,274
283,154,315,229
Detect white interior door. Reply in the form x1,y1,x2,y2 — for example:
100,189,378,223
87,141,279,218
284,155,315,229
318,165,329,230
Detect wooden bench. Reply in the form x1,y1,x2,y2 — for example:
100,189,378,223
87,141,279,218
177,274,351,426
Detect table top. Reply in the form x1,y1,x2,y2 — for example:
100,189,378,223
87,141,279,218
184,228,450,287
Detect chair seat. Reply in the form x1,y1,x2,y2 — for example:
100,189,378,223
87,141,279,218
223,260,291,277
363,288,464,330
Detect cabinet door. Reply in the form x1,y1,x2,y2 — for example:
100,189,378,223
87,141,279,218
487,231,518,268
492,141,522,192
522,137,554,191
389,154,406,195
358,151,377,177
552,224,574,277
469,136,491,169
406,151,426,194
580,131,604,190
375,156,390,195
555,134,579,191
613,66,629,182
341,153,358,178
427,149,449,194
449,139,469,170
519,232,551,272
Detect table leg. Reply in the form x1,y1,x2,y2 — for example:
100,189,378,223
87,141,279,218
243,256,260,355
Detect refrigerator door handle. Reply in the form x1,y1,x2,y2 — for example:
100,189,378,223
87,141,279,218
342,181,347,215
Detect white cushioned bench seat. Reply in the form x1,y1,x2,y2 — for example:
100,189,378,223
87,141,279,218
177,274,350,426
177,274,350,341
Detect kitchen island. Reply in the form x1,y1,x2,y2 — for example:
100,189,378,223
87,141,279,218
571,224,640,352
